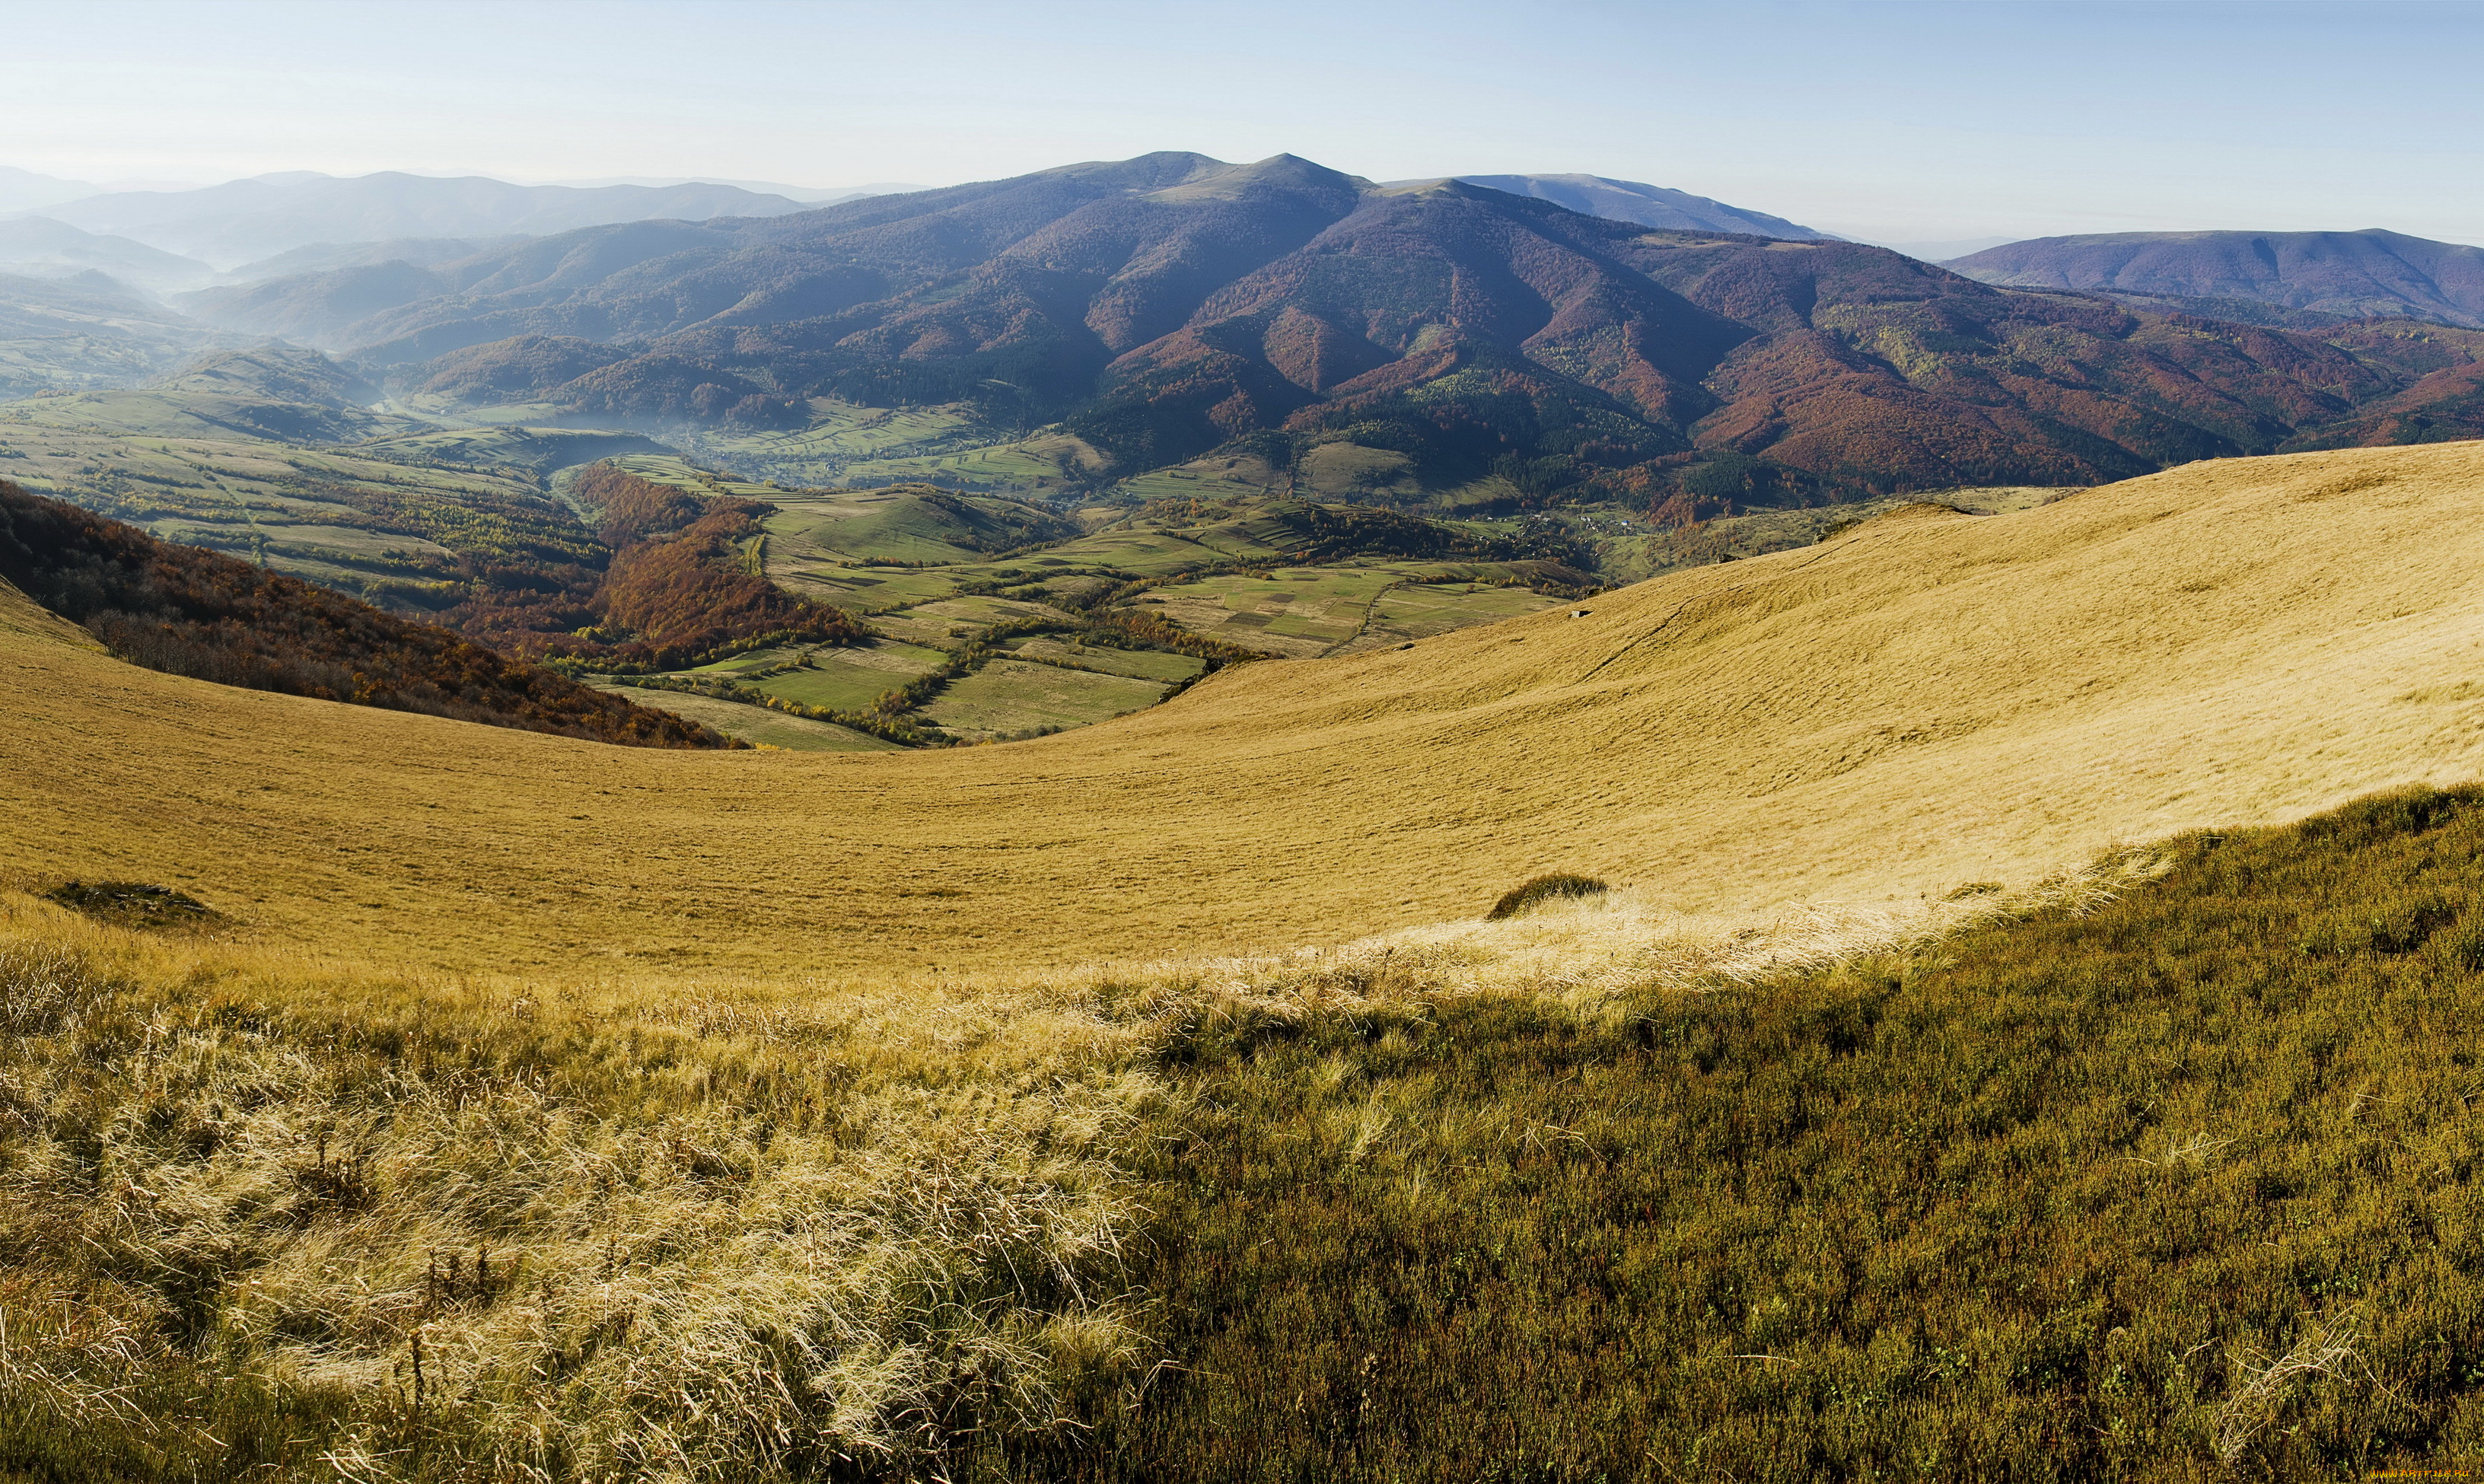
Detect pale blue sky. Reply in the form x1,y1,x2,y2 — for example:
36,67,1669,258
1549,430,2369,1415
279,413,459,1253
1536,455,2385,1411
7,0,2480,244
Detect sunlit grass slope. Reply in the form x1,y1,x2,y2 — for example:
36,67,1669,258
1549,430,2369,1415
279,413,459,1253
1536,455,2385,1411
1007,786,2484,1480
7,442,2484,978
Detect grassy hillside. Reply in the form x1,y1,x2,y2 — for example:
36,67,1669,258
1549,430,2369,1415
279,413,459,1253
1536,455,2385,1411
998,785,2484,1479
14,439,2484,1479
18,756,2484,1477
5,441,2484,979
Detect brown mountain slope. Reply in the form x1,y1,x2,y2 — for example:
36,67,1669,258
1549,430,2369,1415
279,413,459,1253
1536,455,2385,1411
339,158,2462,504
6,441,2484,978
1088,183,2400,495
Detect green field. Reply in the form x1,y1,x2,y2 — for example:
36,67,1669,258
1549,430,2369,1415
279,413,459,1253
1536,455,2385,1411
762,486,1075,564
355,425,670,475
589,453,785,501
769,562,968,613
584,683,902,751
735,639,948,712
1359,580,1571,645
920,658,1170,738
1005,635,1206,683
676,400,1099,493
1138,565,1566,657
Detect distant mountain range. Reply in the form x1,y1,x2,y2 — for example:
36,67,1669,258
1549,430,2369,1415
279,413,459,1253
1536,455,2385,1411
11,153,2484,503
181,150,2467,502
1947,229,2484,329
0,216,214,292
1444,175,1835,240
0,167,103,215
11,171,819,269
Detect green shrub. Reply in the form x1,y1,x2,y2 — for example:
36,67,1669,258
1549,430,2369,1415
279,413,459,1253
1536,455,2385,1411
43,880,215,928
1484,872,1608,920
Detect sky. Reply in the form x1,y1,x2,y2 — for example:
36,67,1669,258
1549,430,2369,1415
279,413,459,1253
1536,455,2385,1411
5,0,2481,246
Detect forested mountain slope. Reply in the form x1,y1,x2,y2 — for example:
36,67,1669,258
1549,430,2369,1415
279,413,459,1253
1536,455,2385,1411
1950,228,2484,329
242,153,2484,506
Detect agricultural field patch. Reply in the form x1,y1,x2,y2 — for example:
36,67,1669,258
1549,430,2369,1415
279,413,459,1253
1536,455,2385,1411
1030,521,1280,576
1129,563,1566,657
907,593,1076,627
678,400,1063,492
1004,635,1206,683
1295,439,1419,499
357,425,670,474
741,639,947,712
763,486,1075,564
919,658,1170,739
1109,460,1278,505
1349,581,1570,647
765,558,966,613
583,682,902,751
589,453,783,501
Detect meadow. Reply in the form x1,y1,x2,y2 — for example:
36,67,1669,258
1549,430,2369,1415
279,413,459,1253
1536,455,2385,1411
920,658,1170,740
13,441,2484,1477
18,782,2484,1479
10,441,2484,979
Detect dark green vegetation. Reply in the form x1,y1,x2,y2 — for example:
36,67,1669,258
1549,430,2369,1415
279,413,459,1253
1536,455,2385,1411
1000,787,2484,1479
1951,229,2484,331
0,481,728,748
1486,871,1610,920
41,881,215,929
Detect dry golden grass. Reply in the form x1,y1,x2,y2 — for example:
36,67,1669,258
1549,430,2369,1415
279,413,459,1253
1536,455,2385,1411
0,833,2159,1477
7,441,2484,980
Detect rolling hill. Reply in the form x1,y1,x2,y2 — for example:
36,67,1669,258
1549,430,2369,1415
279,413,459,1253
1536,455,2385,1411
226,151,2474,509
0,268,228,398
0,215,213,291
7,438,2484,978
1948,228,2484,329
0,164,101,213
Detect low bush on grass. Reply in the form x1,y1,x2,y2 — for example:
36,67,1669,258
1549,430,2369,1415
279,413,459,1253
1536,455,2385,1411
1485,871,1609,920
41,880,215,930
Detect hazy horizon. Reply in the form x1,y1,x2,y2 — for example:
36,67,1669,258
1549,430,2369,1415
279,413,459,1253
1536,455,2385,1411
4,0,2480,249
